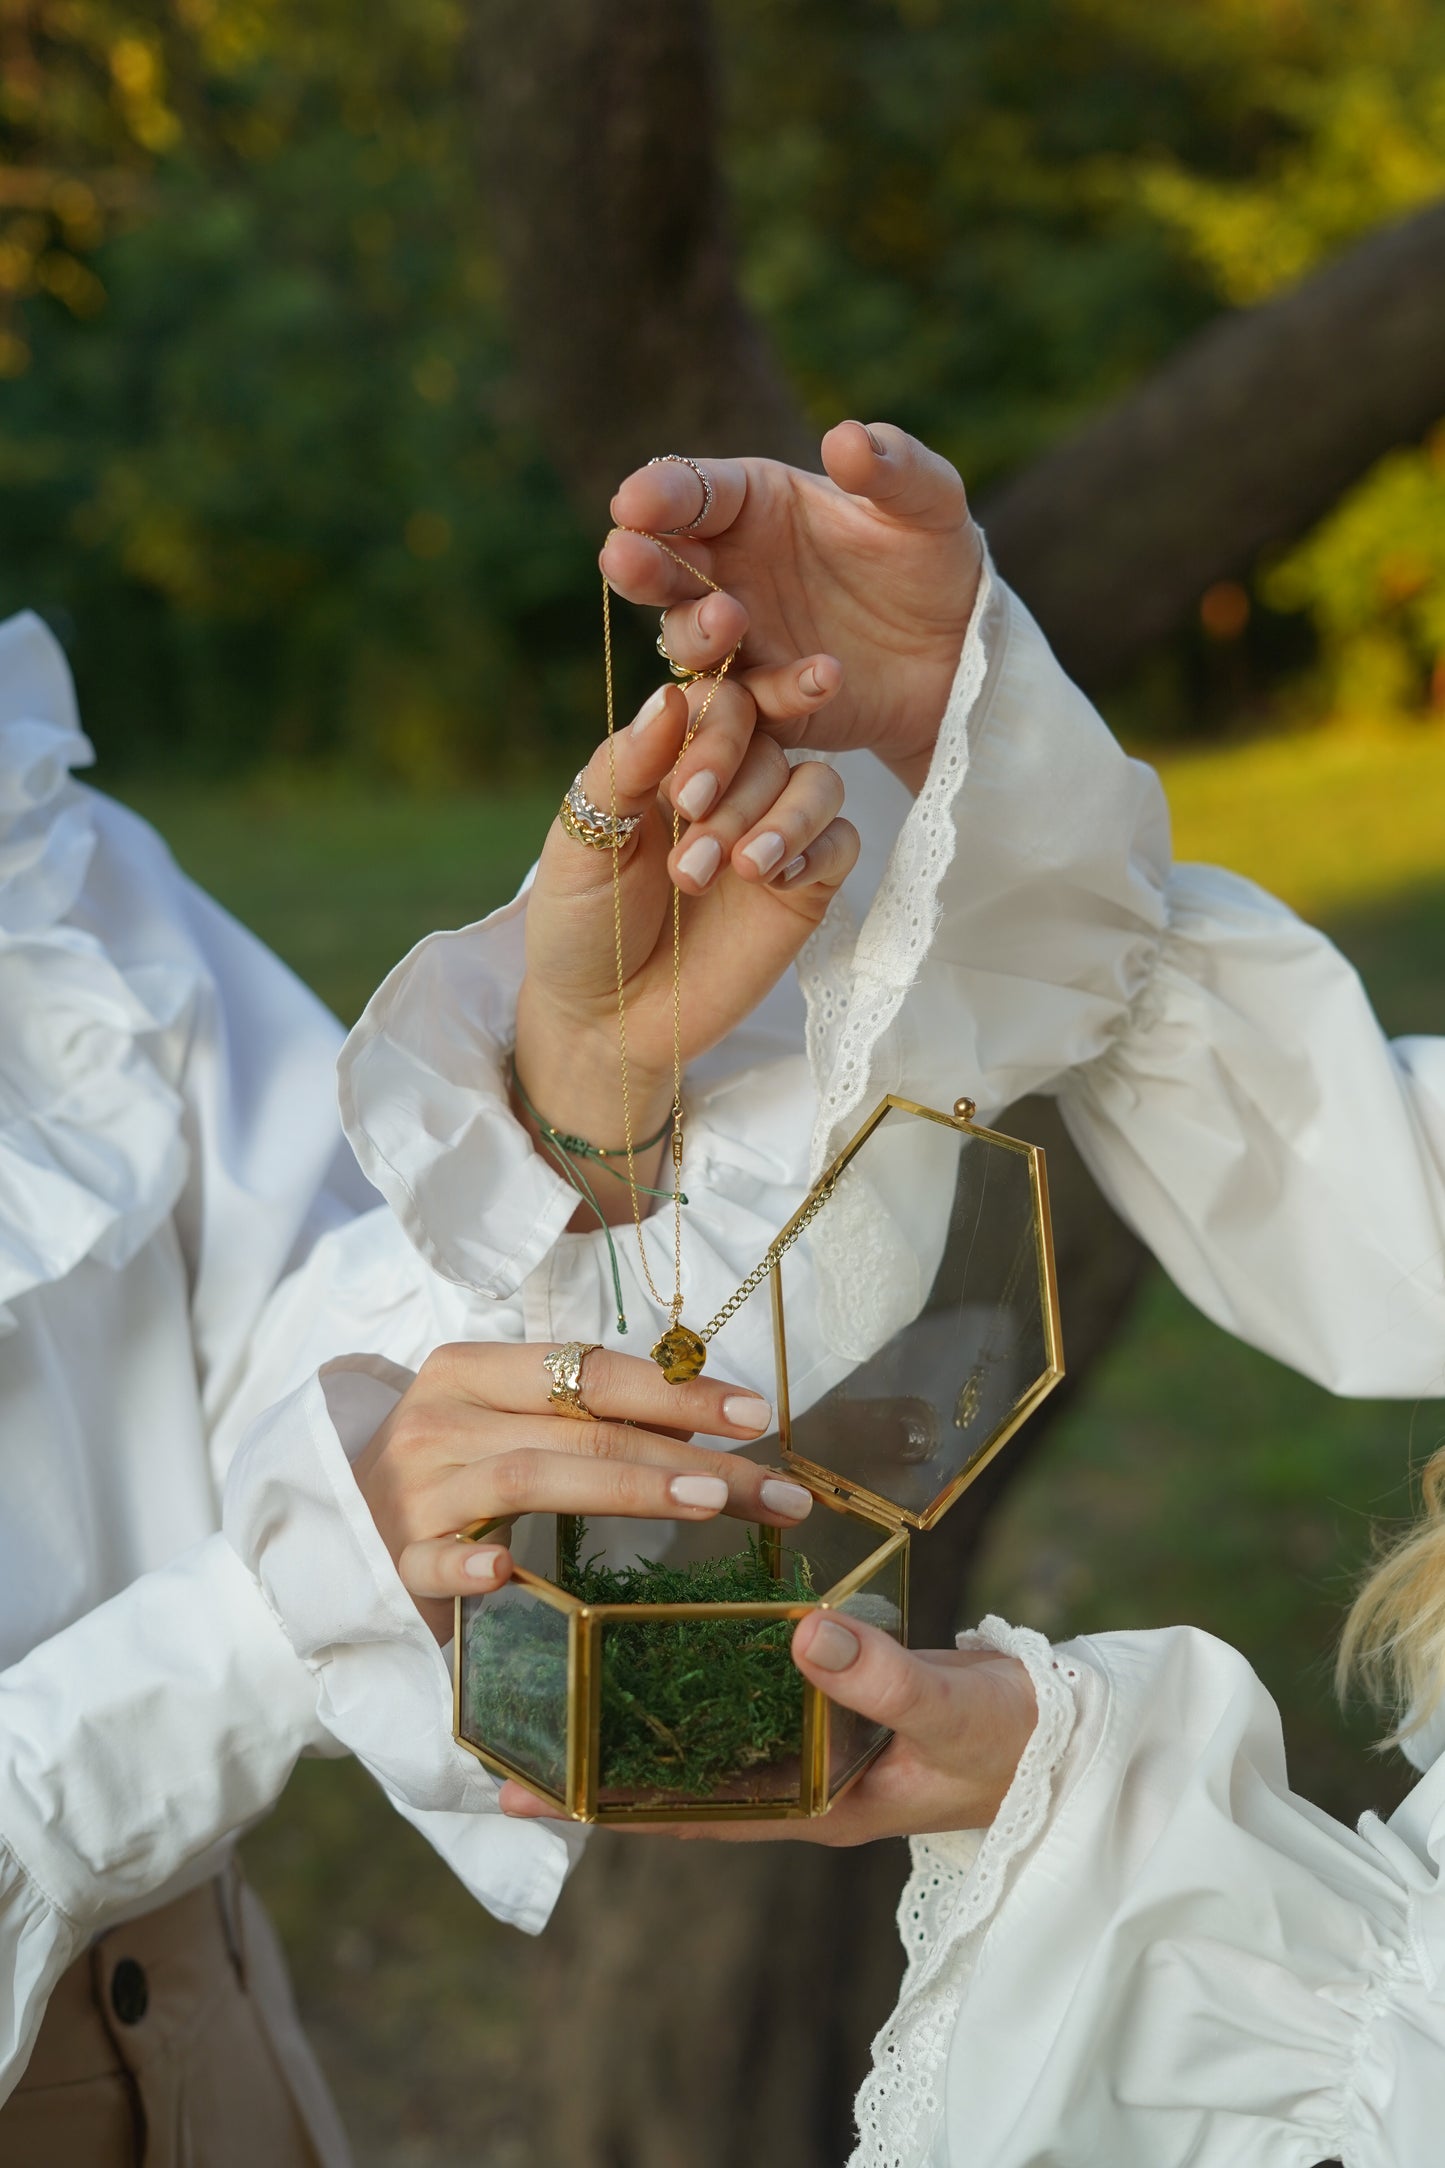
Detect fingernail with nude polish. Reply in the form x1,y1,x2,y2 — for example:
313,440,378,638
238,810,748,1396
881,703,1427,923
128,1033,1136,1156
741,832,786,876
723,1394,773,1432
631,685,671,738
463,1547,508,1583
670,1474,729,1511
779,854,809,884
803,1617,860,1671
676,834,721,888
865,427,886,455
676,770,719,819
761,1479,813,1521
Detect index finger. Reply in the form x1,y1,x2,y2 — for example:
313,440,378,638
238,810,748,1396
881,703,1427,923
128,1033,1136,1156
424,1340,778,1442
610,455,749,544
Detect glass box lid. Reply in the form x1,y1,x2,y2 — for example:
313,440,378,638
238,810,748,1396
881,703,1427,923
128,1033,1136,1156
770,1095,1064,1531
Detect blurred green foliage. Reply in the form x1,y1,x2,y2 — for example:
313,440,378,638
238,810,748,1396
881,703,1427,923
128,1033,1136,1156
3,0,1444,777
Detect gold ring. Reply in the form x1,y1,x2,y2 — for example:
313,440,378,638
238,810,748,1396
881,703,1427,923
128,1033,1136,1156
559,772,641,852
656,614,704,687
543,1341,602,1419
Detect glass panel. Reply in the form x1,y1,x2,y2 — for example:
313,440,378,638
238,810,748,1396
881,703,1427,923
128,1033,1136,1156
458,1580,570,1799
593,1603,806,1811
784,1104,1053,1523
824,1542,906,1799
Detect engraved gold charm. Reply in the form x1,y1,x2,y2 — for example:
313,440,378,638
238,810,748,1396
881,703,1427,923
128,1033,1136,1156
651,1323,707,1383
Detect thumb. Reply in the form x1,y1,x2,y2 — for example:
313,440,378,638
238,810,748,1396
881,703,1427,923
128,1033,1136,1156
791,1608,957,1743
820,419,969,534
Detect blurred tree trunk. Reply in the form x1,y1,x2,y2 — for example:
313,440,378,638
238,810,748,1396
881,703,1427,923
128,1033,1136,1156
518,1101,1145,2168
981,197,1445,687
469,0,813,519
465,6,1439,2161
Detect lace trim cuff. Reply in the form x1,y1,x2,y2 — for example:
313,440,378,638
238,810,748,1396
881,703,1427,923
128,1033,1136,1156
847,1615,1079,2168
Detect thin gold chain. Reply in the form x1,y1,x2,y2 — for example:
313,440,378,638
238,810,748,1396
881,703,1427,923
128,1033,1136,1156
603,533,742,1329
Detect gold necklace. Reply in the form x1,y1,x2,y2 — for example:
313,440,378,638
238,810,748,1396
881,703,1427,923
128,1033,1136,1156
602,532,738,1380
601,535,851,1383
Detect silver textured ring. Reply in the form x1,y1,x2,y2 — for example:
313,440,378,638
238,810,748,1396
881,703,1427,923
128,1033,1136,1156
562,771,642,848
647,453,713,535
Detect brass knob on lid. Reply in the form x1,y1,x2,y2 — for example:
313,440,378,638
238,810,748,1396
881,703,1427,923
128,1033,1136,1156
952,1096,977,1123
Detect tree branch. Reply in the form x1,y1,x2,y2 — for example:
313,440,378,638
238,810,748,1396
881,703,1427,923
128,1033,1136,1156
982,197,1445,686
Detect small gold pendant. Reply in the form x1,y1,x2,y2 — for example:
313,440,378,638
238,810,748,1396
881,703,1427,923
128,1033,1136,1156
651,1323,707,1383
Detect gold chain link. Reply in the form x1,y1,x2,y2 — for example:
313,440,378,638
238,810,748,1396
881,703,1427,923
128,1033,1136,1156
603,533,742,1329
697,1171,840,1344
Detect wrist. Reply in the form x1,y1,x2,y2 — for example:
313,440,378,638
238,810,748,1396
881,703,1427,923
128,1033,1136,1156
512,997,674,1229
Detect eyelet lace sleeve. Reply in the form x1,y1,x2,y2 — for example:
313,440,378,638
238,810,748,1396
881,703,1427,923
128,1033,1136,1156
847,1617,1081,2168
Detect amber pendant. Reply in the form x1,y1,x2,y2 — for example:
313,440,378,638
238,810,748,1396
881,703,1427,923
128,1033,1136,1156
651,1323,707,1383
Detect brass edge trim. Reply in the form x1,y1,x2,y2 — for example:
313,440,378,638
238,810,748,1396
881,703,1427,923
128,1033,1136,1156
911,1369,1064,1530
771,1261,792,1451
591,1798,816,1825
454,1732,569,1814
498,1562,584,1614
800,1678,822,1815
451,1595,463,1741
817,1527,910,1608
456,1513,515,1544
581,1599,816,1622
825,1726,891,1808
582,1610,603,1821
1030,1144,1066,1379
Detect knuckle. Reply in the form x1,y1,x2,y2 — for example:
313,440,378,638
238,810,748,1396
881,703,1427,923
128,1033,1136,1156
487,1451,537,1513
603,1460,655,1511
420,1341,468,1387
583,1421,633,1465
582,1345,624,1406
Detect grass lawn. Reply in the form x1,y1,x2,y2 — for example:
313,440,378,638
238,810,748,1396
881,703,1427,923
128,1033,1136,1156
108,724,1444,2163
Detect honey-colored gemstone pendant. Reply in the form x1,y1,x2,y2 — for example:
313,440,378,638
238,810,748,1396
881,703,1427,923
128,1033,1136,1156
651,1323,707,1383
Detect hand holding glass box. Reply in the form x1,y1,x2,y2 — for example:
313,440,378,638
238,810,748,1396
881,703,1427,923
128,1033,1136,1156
454,1095,1064,1823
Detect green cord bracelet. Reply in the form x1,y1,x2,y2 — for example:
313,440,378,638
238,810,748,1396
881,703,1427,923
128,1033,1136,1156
508,1056,686,1335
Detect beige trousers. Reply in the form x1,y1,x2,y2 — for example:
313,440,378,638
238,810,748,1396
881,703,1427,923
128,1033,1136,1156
1,1866,352,2167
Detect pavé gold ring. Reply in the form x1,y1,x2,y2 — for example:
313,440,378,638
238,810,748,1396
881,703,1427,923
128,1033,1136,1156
543,1341,603,1420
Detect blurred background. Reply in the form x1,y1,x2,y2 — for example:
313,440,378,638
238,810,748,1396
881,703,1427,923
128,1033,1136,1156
4,2,1443,2161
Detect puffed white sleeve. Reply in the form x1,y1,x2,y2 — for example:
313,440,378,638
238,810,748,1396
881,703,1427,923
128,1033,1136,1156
333,884,820,1404
851,1620,1445,2168
0,1536,328,2100
805,556,1445,1398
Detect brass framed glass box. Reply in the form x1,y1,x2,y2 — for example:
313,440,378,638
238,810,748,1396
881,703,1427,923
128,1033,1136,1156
453,1093,1064,1824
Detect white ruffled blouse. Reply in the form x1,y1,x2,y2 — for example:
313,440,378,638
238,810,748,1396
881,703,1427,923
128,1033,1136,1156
0,610,830,2105
850,1619,1445,2168
5,517,1442,2148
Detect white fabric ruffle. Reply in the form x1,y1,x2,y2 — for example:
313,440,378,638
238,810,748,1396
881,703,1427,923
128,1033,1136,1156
0,613,197,1329
221,1355,580,1934
848,1617,1079,2168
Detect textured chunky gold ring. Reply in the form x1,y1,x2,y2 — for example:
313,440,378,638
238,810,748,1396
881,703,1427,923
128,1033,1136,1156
543,1341,603,1419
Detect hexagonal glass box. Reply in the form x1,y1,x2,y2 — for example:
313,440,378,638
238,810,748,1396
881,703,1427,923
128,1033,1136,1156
453,1094,1063,1824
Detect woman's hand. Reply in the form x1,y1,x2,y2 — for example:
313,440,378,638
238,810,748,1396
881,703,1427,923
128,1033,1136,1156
353,1341,814,1642
602,425,985,797
514,673,858,1198
498,1610,1038,1841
